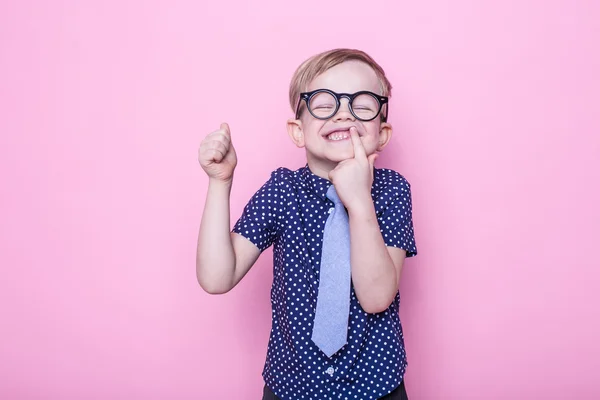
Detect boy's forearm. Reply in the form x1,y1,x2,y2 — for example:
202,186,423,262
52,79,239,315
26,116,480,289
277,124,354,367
196,178,236,293
348,202,398,314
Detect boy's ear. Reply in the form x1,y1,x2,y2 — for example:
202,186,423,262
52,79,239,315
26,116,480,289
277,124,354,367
377,122,393,151
287,118,305,148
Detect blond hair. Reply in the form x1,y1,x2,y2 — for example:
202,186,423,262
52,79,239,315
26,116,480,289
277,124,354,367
289,48,393,118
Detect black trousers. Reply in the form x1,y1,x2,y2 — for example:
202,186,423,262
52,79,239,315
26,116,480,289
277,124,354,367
262,380,408,400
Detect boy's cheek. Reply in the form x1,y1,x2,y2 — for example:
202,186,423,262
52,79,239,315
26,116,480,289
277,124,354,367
361,135,379,152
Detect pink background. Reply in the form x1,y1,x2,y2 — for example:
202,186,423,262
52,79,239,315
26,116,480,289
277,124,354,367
1,0,599,399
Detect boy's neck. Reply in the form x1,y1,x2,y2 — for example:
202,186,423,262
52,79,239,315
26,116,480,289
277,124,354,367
306,159,336,181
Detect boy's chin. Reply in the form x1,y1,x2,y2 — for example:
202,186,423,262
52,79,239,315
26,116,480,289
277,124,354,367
328,152,354,163
307,150,354,168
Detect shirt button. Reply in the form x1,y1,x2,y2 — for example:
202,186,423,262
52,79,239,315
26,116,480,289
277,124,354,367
326,366,335,376
328,207,334,214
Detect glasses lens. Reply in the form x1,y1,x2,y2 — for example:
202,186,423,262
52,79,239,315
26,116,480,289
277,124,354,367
351,93,380,120
308,91,337,119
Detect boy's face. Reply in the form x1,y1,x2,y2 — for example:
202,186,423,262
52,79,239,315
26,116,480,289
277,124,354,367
287,60,392,177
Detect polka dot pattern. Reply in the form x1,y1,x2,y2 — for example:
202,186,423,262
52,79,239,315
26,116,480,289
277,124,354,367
233,165,417,400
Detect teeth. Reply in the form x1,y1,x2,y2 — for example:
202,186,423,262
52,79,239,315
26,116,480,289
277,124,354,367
326,130,350,141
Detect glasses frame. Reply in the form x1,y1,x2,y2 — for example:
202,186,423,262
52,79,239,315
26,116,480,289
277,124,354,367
295,89,389,122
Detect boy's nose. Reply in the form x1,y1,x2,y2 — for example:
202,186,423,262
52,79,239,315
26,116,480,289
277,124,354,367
333,99,355,121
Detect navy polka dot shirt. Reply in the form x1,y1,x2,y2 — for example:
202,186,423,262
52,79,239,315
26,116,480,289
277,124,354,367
232,165,417,400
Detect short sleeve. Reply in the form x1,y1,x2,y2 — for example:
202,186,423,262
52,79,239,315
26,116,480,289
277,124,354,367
232,171,281,252
379,178,418,257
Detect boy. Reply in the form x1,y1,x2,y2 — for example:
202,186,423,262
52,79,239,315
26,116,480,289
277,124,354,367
196,48,417,400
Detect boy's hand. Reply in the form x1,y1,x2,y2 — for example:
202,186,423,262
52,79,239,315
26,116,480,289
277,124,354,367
329,127,377,212
198,123,238,183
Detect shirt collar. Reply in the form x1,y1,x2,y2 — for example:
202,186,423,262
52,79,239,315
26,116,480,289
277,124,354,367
300,164,332,201
300,163,381,202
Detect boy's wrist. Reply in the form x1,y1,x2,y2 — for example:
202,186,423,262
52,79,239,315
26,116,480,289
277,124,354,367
346,197,376,219
208,177,234,190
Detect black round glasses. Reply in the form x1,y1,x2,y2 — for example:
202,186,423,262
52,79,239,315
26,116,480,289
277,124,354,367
295,89,388,122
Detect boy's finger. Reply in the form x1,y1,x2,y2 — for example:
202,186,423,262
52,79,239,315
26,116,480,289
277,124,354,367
214,148,226,162
206,130,231,146
350,127,366,159
220,122,231,140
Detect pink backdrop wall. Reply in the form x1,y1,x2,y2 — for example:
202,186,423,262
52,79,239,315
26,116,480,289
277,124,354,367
1,1,599,399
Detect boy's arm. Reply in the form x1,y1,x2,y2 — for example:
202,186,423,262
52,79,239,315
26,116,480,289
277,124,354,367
347,204,406,313
330,127,416,313
196,178,261,294
196,123,262,294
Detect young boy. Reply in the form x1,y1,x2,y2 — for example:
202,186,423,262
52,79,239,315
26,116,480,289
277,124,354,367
196,48,417,400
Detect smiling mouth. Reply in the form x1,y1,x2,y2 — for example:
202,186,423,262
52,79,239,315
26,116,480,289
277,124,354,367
325,130,351,141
